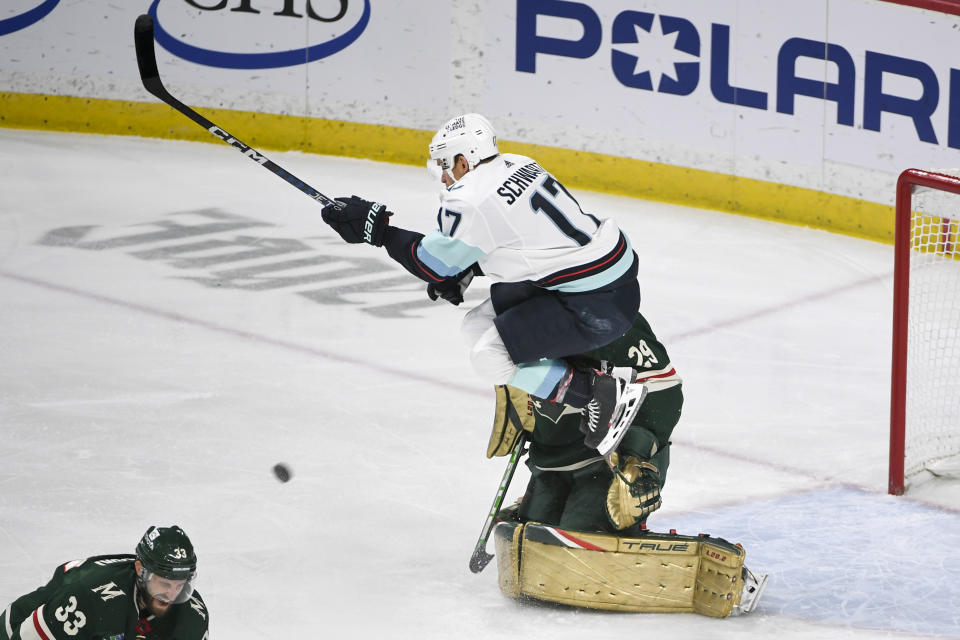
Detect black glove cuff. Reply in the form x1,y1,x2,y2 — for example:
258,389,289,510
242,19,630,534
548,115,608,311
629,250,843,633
364,201,391,247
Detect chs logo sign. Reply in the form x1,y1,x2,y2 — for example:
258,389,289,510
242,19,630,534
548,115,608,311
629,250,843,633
517,0,960,150
148,0,369,69
0,0,60,36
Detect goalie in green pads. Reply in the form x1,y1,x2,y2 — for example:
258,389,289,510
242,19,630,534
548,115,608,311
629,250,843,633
488,311,682,534
486,311,767,615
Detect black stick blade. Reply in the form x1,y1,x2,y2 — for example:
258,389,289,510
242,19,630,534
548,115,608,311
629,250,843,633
133,14,162,95
469,548,494,574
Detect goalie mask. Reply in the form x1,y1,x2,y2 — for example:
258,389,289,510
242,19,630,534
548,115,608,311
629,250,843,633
135,525,197,605
428,113,499,183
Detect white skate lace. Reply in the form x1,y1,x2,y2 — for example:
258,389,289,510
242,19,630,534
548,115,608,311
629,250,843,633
585,399,601,433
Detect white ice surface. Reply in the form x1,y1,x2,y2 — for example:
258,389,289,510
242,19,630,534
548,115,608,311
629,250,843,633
1,128,959,639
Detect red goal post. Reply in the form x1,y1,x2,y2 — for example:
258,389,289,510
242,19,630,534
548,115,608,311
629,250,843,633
890,168,960,495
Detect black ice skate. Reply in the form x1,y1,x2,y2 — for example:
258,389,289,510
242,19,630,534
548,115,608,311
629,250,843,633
579,371,648,456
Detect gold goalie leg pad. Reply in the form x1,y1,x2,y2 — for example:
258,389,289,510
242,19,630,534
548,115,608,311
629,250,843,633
494,522,752,618
493,521,524,598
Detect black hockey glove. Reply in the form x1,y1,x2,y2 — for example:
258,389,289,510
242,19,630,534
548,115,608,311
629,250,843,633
427,264,481,306
321,195,392,247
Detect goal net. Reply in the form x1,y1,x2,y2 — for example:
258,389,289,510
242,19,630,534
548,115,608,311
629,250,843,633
889,169,960,495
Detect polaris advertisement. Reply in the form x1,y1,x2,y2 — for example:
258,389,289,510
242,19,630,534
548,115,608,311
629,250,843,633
2,0,959,205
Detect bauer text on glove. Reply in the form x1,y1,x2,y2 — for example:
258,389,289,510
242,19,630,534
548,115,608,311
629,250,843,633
321,195,392,246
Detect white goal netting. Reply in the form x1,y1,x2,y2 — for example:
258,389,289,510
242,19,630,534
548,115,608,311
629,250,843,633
903,172,960,479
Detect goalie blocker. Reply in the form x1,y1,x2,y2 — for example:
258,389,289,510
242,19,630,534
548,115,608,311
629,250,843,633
493,520,767,617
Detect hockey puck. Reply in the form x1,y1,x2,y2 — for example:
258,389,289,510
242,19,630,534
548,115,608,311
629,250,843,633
272,463,292,483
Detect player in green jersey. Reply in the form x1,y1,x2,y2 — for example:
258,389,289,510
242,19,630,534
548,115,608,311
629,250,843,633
491,311,683,534
487,314,771,616
1,526,209,640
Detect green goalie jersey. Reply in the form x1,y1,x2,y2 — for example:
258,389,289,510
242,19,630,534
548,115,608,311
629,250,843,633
529,311,683,469
1,555,209,640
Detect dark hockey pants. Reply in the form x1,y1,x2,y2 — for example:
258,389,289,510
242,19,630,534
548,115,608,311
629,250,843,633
491,278,641,365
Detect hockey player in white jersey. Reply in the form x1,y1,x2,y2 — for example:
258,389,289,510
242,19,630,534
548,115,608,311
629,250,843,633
321,113,647,456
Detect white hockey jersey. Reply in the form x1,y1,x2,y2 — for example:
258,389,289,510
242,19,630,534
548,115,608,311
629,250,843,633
415,154,635,293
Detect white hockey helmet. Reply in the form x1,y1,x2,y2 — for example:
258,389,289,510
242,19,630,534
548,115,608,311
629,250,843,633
428,113,499,173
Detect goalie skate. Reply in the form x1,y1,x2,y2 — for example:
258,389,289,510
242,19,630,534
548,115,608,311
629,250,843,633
585,381,648,456
732,567,768,615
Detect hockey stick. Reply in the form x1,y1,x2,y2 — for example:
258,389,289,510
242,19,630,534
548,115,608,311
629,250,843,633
469,432,527,574
133,14,340,208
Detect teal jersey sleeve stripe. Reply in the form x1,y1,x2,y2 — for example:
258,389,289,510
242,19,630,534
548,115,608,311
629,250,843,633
416,231,486,277
509,359,568,399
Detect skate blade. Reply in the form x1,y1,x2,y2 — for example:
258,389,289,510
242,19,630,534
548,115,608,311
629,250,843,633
733,569,769,615
595,384,648,456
